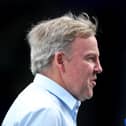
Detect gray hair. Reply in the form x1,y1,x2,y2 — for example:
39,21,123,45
27,12,97,74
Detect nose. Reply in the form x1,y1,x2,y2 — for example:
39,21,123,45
95,60,103,74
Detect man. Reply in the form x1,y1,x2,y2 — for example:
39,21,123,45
2,12,102,126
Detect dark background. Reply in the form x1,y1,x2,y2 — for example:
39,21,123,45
0,0,126,126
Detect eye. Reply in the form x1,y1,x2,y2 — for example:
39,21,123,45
86,55,96,62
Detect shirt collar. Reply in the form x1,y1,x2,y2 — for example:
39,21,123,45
33,73,81,111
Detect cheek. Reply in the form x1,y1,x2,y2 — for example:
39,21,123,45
70,65,87,84
65,60,94,83
77,64,94,83
65,65,82,84
83,63,95,74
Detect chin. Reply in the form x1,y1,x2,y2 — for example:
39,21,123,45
86,92,93,100
80,94,93,101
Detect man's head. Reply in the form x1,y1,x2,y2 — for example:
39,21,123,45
27,12,102,101
27,12,97,74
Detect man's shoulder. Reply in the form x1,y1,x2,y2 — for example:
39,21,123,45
2,82,63,126
14,82,60,111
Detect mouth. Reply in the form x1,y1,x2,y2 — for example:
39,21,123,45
90,78,97,87
91,80,96,87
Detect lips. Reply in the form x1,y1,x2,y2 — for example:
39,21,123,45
90,78,97,87
91,80,96,87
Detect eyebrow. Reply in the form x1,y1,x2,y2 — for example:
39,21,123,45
85,52,100,57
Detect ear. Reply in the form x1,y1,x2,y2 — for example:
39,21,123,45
54,52,65,72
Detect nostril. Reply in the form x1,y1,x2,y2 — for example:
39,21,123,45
95,67,102,74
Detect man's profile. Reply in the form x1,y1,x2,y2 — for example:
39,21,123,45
2,12,102,126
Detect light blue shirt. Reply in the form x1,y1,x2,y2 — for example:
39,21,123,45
2,74,81,126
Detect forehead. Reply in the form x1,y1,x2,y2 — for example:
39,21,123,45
71,36,99,56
